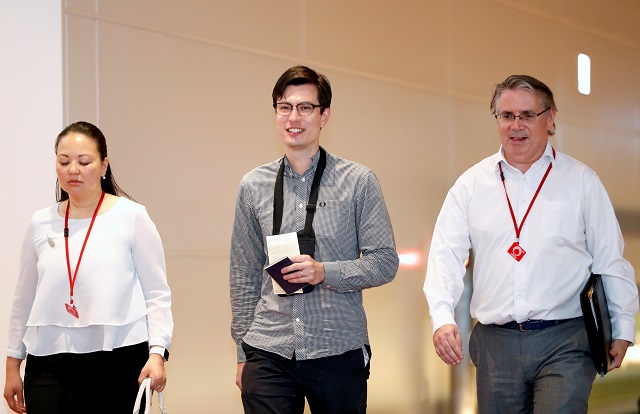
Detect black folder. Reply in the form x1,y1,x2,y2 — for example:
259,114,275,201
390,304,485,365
579,273,612,377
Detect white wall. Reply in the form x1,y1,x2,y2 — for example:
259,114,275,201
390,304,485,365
2,1,639,413
0,2,62,413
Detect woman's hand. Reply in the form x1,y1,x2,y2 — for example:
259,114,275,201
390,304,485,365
138,354,167,392
4,357,26,413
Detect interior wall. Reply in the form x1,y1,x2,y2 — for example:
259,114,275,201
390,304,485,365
0,3,62,414
54,0,640,413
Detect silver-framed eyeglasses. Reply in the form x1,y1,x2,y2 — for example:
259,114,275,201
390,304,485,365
495,107,551,124
274,102,323,116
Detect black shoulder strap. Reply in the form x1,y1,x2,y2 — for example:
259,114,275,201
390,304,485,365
272,159,286,235
272,148,326,236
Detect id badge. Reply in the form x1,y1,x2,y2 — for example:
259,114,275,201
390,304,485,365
508,242,526,262
65,303,79,318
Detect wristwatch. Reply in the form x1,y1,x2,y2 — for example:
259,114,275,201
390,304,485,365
149,347,170,361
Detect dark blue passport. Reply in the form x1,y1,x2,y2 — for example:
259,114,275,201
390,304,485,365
265,257,308,295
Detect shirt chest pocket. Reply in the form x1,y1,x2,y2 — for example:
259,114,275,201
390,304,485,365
539,200,580,241
313,200,350,239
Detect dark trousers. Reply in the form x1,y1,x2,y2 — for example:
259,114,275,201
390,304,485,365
241,342,371,414
24,341,149,414
469,318,596,414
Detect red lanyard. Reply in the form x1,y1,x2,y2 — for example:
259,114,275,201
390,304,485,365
499,148,555,244
64,191,105,318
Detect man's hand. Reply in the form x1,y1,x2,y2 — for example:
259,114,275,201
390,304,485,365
608,339,630,372
433,324,464,366
282,254,325,285
236,362,245,392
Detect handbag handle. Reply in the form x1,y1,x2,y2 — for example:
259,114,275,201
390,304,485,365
133,377,167,414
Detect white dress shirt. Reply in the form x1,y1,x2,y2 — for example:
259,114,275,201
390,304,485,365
424,143,638,343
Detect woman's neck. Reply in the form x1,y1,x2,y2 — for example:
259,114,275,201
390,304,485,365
66,190,105,218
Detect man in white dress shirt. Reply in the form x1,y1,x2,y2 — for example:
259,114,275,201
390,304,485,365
424,74,638,413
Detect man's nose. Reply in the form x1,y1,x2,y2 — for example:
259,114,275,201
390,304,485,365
288,107,301,120
511,116,525,128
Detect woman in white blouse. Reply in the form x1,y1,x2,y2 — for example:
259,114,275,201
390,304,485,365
3,122,173,413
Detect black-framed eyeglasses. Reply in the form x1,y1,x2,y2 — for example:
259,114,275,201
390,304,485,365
495,107,551,124
273,102,323,116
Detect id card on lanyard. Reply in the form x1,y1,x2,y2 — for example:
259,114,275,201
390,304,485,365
499,148,555,262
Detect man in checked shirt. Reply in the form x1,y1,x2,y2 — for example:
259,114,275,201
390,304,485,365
230,65,399,413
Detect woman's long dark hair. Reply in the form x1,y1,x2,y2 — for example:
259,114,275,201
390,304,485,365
55,121,133,202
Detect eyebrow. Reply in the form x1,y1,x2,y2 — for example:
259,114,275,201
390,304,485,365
56,153,93,158
276,101,315,105
500,109,536,115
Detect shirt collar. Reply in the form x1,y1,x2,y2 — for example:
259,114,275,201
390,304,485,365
495,142,555,174
283,148,322,178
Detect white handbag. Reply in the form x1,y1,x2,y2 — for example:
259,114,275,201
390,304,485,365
133,377,167,414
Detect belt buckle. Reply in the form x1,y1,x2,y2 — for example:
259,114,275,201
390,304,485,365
518,323,530,332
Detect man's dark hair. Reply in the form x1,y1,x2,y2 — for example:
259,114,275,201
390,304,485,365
272,65,332,113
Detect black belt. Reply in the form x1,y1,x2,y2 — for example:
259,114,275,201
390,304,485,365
492,318,577,332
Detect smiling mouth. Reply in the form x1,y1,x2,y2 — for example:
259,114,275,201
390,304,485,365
510,136,528,141
287,128,304,133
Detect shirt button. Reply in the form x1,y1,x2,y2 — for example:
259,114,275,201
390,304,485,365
299,203,304,208
301,177,306,182
295,318,300,322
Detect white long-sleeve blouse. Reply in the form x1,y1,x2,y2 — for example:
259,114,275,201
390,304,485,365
7,197,173,359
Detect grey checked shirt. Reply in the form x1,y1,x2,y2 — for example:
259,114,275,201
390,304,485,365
230,148,399,362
